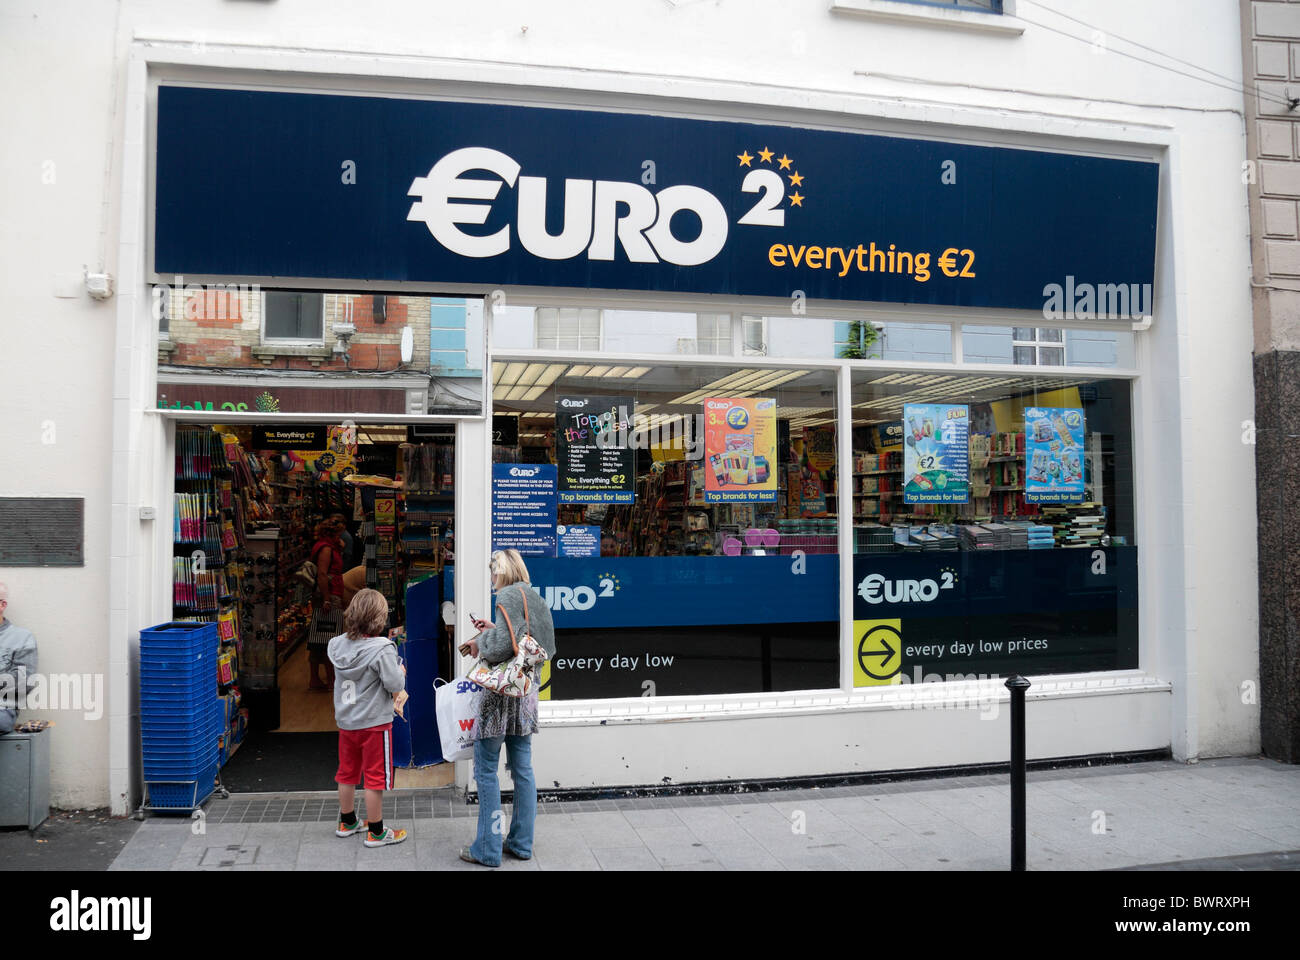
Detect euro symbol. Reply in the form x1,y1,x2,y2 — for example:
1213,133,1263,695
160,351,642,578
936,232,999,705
939,247,961,278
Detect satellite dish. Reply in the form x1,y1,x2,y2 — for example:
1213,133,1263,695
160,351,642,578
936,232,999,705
400,325,414,364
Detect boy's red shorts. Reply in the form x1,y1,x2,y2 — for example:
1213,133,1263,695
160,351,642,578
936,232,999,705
336,723,393,791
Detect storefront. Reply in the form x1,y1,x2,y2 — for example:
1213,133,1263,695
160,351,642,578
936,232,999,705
126,58,1185,802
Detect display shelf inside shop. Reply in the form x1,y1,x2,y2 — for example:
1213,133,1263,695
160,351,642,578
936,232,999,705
171,427,257,769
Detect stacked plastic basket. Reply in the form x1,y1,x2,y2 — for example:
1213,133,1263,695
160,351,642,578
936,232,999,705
140,621,220,812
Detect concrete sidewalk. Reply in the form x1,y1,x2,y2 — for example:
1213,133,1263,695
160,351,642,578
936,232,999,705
93,756,1300,871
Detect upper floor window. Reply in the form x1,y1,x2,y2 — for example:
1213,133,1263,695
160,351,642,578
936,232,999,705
1012,327,1064,366
895,0,1002,11
696,313,731,355
834,320,884,359
264,291,325,342
535,307,601,351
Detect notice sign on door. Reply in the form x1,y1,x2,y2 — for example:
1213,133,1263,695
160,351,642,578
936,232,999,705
557,524,601,558
555,396,635,504
704,397,778,503
492,463,558,557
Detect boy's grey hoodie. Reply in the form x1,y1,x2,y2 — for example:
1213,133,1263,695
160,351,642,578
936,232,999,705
327,633,405,730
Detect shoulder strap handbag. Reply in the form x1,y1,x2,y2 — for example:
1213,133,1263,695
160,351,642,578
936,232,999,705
464,585,550,698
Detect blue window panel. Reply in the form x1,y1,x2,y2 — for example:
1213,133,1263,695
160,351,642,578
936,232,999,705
431,349,478,377
891,0,1002,13
428,327,467,351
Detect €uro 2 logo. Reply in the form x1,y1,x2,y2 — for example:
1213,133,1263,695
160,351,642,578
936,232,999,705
725,406,750,429
858,567,957,604
542,574,620,612
406,143,807,267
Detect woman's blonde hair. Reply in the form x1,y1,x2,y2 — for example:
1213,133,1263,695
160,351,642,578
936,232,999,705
490,549,530,587
344,588,389,640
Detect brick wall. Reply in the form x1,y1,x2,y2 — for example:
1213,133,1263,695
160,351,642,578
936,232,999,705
160,291,436,372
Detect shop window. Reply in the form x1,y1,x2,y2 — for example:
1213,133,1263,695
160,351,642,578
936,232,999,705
535,307,601,351
1012,327,1065,366
154,289,484,415
263,292,325,342
492,360,841,700
834,320,884,359
891,0,1002,11
849,369,1137,683
696,313,732,355
741,317,768,356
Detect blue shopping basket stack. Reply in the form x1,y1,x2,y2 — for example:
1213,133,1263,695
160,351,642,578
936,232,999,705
139,621,221,812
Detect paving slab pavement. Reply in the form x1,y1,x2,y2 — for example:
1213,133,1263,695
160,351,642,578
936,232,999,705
7,756,1297,872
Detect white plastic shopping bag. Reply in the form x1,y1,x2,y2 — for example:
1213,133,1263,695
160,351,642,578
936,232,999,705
434,677,482,762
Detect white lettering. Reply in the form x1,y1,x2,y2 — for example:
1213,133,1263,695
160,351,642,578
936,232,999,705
406,147,521,257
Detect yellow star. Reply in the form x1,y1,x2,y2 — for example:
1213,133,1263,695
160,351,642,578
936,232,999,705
789,191,804,207
789,171,804,187
777,154,792,170
758,147,774,163
737,150,753,167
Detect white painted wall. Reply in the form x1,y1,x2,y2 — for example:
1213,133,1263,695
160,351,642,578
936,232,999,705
0,0,1257,809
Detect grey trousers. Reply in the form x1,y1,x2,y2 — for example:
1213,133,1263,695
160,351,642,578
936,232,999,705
0,708,16,734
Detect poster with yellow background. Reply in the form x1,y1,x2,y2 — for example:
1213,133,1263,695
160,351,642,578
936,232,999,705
703,397,778,503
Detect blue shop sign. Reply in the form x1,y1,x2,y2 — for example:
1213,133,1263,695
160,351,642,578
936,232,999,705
525,555,838,629
155,86,1158,312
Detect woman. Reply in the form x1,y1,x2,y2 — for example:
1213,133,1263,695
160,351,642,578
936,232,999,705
308,518,346,691
459,548,556,867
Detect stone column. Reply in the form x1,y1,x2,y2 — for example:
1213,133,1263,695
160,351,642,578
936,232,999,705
1244,0,1300,763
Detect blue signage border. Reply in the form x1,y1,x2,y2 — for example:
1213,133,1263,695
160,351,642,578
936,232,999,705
155,86,1158,312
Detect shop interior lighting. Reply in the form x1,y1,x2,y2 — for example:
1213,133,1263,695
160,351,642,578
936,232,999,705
501,362,528,386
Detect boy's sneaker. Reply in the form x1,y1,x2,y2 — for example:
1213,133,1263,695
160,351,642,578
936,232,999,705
335,820,364,838
364,827,408,848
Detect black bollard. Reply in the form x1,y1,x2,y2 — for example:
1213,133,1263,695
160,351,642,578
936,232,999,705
1005,675,1031,871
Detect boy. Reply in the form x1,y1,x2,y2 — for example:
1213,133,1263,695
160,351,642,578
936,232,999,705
328,588,408,847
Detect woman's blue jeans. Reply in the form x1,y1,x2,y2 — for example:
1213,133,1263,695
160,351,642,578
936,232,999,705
470,734,536,866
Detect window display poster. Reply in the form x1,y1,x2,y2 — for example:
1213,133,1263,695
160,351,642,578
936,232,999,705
281,424,357,477
902,403,970,504
491,463,558,557
704,397,779,503
875,422,905,451
800,466,827,516
805,425,836,472
557,524,601,558
1024,407,1085,503
555,396,635,504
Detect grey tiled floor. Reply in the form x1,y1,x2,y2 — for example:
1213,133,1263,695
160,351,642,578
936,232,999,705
108,757,1300,871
